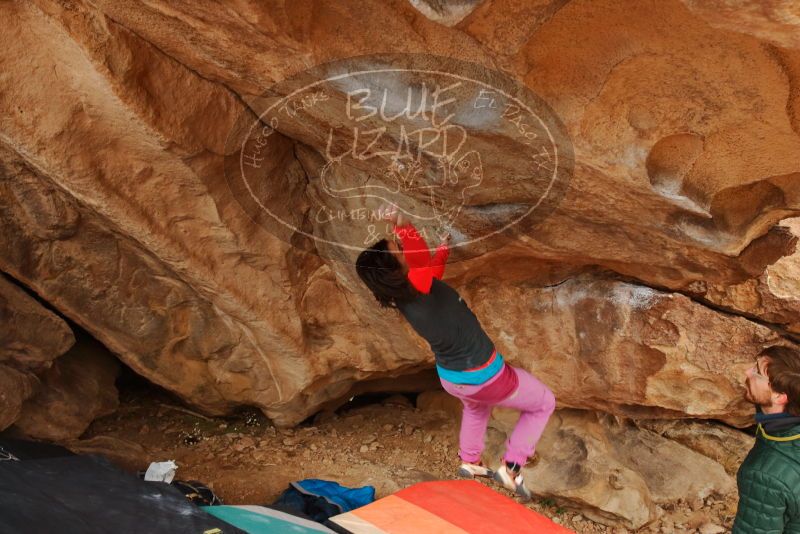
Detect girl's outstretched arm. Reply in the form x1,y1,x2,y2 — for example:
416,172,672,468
379,204,449,294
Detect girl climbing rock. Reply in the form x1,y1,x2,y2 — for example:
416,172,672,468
355,205,556,501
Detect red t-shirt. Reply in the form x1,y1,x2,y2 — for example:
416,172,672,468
393,223,449,294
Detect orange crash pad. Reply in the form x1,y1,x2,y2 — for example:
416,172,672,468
329,479,575,533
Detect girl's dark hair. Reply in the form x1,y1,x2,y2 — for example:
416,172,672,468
356,239,419,308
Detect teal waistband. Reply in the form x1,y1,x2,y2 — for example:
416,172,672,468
436,352,504,385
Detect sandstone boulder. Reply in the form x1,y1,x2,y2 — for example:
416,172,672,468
701,218,800,335
0,365,40,432
0,0,799,430
461,275,781,427
0,273,74,373
14,335,120,441
0,273,74,431
636,419,753,476
679,0,800,50
486,408,734,529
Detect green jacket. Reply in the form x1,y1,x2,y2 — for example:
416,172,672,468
733,417,800,534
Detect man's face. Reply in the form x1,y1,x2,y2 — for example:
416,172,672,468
744,357,775,408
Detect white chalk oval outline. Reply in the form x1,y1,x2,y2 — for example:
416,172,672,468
236,58,566,252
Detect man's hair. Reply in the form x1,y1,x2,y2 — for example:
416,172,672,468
761,345,800,415
355,239,419,308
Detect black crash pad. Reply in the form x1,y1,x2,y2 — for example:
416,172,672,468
0,453,245,534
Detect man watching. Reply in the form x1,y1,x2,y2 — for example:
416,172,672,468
734,345,800,533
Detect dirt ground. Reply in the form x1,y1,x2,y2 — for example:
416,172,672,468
81,380,739,534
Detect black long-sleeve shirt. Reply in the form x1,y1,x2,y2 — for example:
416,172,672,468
398,278,495,371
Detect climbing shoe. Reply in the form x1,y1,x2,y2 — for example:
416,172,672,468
457,461,494,479
493,463,532,502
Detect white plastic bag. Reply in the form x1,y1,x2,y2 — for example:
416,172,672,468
144,460,178,483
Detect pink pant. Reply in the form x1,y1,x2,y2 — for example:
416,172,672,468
440,365,555,466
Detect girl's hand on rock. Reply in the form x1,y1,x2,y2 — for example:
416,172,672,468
379,203,405,227
378,203,398,224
